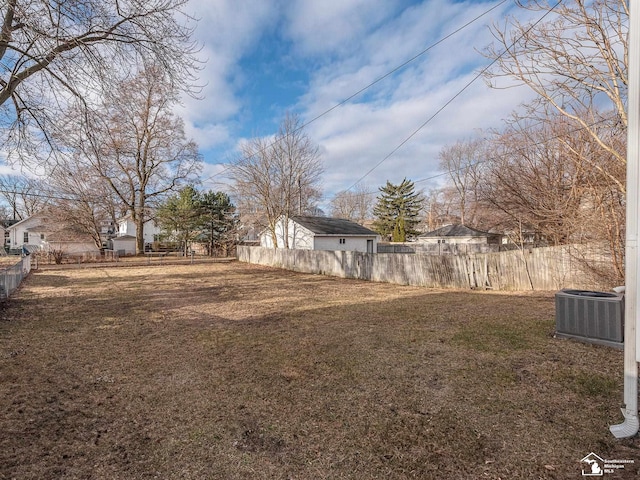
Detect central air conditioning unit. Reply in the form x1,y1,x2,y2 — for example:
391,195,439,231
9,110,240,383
555,289,624,349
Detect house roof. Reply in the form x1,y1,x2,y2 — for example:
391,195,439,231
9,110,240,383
420,224,498,238
46,230,96,243
7,212,46,231
0,219,18,228
291,216,377,236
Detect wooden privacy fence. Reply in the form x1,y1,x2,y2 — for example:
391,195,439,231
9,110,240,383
237,245,612,291
0,255,32,299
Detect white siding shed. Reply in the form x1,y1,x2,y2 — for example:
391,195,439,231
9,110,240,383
260,216,379,253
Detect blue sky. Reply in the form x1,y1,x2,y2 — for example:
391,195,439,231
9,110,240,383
179,0,535,209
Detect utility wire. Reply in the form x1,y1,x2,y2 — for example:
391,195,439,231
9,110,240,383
199,0,510,184
0,116,620,209
319,115,617,204
0,188,84,202
343,0,563,191
0,2,587,206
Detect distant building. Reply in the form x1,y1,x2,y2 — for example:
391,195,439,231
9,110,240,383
0,219,18,249
417,224,502,245
116,215,161,245
260,215,379,253
6,211,99,254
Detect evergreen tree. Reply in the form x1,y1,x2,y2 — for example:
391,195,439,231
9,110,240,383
156,185,203,256
200,191,239,256
373,179,423,242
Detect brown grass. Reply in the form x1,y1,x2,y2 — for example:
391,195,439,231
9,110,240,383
0,261,638,479
0,256,21,267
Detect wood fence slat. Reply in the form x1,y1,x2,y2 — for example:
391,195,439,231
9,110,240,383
237,245,613,291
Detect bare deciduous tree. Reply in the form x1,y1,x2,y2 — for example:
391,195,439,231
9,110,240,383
483,0,628,179
0,0,199,165
420,187,459,232
62,66,202,254
46,162,123,251
481,117,593,246
438,138,485,226
329,184,372,224
230,113,323,248
0,174,48,220
481,0,627,281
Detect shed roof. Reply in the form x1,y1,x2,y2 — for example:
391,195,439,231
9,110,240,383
291,216,377,236
420,224,497,238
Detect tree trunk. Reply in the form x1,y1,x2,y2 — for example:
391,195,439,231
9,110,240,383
135,197,146,255
135,215,145,255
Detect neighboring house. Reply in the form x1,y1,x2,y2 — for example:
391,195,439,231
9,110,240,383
101,220,116,237
43,230,100,255
7,212,49,252
0,219,17,250
7,211,99,254
417,224,502,245
116,215,162,245
260,216,379,253
501,229,542,246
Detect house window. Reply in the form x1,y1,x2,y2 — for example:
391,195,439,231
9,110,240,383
40,234,45,240
23,232,28,243
339,238,346,244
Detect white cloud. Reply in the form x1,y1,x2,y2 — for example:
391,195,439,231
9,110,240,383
177,0,538,205
179,0,281,149
283,0,394,57
306,74,534,198
198,161,234,194
0,163,20,177
184,121,231,151
296,0,531,198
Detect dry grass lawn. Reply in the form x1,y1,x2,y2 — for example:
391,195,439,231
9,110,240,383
0,256,22,267
0,261,638,479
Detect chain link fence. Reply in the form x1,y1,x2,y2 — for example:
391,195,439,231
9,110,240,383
0,255,32,300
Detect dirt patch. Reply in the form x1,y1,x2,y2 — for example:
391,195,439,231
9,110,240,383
0,261,638,479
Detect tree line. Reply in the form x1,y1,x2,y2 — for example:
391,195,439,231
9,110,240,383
156,187,238,256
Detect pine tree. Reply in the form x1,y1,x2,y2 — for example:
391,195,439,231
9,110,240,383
373,179,423,242
156,185,203,256
199,191,239,256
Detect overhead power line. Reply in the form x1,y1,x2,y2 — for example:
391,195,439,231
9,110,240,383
343,0,564,191
0,188,83,202
319,116,616,205
1,117,619,207
199,0,510,185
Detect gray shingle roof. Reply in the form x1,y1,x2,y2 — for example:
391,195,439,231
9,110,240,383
420,224,495,238
292,216,377,236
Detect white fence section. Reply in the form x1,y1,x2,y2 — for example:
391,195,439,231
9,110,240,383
237,245,612,291
0,256,32,300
